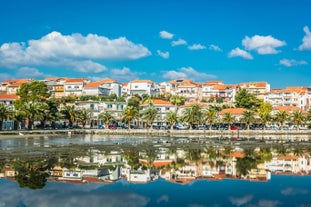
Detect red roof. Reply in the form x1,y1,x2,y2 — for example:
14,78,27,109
0,94,19,100
65,78,88,83
219,108,246,115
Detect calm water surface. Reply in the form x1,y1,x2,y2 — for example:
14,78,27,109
0,134,310,207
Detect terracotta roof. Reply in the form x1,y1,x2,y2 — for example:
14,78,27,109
204,80,223,85
131,80,154,84
142,99,173,106
44,77,67,81
153,160,172,167
169,78,193,84
98,78,117,83
276,155,298,160
65,78,88,83
0,94,19,100
273,106,307,114
239,82,268,88
219,108,246,115
213,84,227,90
8,80,30,87
84,81,103,89
178,83,198,87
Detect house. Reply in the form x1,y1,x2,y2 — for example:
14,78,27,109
83,78,121,97
141,99,176,123
0,94,19,106
239,81,270,100
264,155,302,174
4,79,32,94
201,81,236,103
168,78,201,102
265,86,311,110
219,108,247,122
125,80,159,96
64,78,89,96
43,77,67,98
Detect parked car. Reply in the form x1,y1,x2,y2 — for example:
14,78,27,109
173,123,188,130
108,125,117,129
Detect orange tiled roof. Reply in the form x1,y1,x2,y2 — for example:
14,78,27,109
219,108,246,115
44,77,67,81
178,83,197,87
276,155,298,160
98,78,117,83
0,94,19,100
84,81,102,88
169,78,193,84
213,84,227,90
142,99,173,106
8,80,31,87
204,80,223,85
153,160,172,167
239,82,267,88
273,106,307,114
65,78,88,83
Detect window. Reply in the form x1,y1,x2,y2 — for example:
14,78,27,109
108,104,112,109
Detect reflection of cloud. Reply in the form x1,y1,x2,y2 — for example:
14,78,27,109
157,195,169,203
229,195,253,206
0,181,150,207
281,187,308,195
248,200,281,207
188,204,205,207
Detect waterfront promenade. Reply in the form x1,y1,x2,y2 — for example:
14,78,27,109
0,128,310,138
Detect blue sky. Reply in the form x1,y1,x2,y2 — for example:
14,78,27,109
0,0,311,88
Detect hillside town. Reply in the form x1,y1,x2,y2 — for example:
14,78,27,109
0,77,310,130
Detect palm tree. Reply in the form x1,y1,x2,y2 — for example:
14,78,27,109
12,110,26,130
241,110,255,130
274,110,288,130
204,107,218,130
165,111,178,130
0,104,11,131
222,112,235,130
61,105,77,128
99,111,115,128
291,110,304,130
20,103,45,130
142,106,158,129
170,95,185,112
257,102,272,130
182,103,203,129
77,110,90,128
121,106,139,129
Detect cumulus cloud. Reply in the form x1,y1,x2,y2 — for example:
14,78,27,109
159,31,174,39
17,67,49,78
298,26,311,50
228,48,253,59
229,195,253,206
157,50,170,58
110,67,139,82
157,195,169,203
279,59,307,67
242,35,286,54
171,39,187,46
188,44,206,50
0,31,150,73
162,67,216,81
209,44,222,52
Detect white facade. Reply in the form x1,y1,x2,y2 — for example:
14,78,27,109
64,78,89,96
126,80,159,96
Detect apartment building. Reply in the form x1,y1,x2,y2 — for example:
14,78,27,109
265,86,311,110
168,78,201,102
141,99,176,122
0,79,32,94
239,82,270,100
83,78,121,97
44,77,67,98
125,80,159,96
63,78,89,96
201,80,237,103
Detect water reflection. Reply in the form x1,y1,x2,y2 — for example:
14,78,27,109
1,135,311,190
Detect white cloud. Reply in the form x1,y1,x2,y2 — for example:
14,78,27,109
162,67,216,81
228,48,253,59
157,50,170,58
188,44,206,50
242,35,286,54
110,67,139,82
17,67,48,78
248,200,281,207
0,31,150,73
171,39,187,46
209,44,222,52
281,187,308,195
157,195,169,203
159,31,174,39
229,195,253,206
298,26,311,50
279,59,307,67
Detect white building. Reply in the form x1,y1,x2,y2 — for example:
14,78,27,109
64,78,89,96
125,80,159,96
83,78,121,97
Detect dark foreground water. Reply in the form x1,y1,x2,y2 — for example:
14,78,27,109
1,175,310,207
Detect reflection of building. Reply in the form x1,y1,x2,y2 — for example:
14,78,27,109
265,155,311,174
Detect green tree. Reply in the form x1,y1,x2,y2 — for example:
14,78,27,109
274,110,288,129
291,110,304,130
20,103,46,129
241,110,255,130
77,110,90,128
122,106,139,129
204,107,218,130
257,102,272,130
165,111,178,130
222,112,235,130
0,104,11,131
182,103,203,129
99,111,115,128
61,105,77,128
142,106,158,129
170,95,185,112
235,89,260,110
